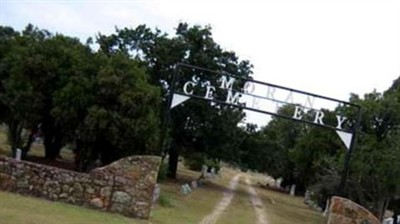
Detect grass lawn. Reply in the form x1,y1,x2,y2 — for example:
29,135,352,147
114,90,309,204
247,174,325,224
150,166,238,224
0,191,146,224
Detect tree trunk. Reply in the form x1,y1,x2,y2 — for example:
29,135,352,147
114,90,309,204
8,119,23,158
393,203,399,224
167,145,179,179
22,125,38,159
42,113,64,160
376,197,390,221
44,132,63,160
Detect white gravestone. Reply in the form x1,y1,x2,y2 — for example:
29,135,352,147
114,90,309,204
383,218,392,224
276,177,283,188
210,167,216,177
201,165,208,178
181,184,192,195
185,184,192,193
181,185,188,195
191,180,198,189
383,216,400,224
15,148,22,161
152,184,160,203
304,190,311,203
290,184,296,196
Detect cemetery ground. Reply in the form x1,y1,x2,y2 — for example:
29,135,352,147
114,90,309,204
0,131,324,224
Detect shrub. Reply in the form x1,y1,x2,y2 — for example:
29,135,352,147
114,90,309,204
184,153,205,171
158,193,172,207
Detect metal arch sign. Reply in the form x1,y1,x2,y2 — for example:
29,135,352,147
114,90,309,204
169,64,361,151
166,63,361,195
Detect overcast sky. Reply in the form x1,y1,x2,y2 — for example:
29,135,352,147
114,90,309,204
1,0,399,125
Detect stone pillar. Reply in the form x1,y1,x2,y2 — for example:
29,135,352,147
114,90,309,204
326,196,380,224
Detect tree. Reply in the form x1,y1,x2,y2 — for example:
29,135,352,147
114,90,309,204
73,52,161,170
344,87,400,220
1,24,162,169
0,25,44,157
97,23,253,178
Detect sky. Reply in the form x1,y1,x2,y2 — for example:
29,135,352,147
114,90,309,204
1,0,399,125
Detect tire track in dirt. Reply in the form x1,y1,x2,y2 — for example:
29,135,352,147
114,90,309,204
198,174,241,224
245,177,269,224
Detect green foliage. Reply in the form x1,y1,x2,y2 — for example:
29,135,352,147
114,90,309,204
235,77,400,219
342,84,400,219
184,153,204,171
204,158,221,173
158,193,173,208
76,53,161,166
97,23,253,178
0,24,161,169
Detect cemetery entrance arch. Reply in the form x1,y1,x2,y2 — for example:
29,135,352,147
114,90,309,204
165,63,361,194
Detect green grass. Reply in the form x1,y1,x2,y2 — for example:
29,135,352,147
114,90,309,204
247,175,325,224
149,168,223,224
0,130,10,156
0,191,146,224
257,188,325,224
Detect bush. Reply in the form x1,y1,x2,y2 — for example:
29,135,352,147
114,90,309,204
204,158,221,174
184,153,205,171
158,193,172,207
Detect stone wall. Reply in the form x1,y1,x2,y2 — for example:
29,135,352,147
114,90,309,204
0,155,161,219
326,196,380,224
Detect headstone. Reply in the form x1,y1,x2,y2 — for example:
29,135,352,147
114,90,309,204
276,177,283,188
197,179,203,187
210,167,216,177
201,165,208,178
382,218,392,224
181,184,192,195
181,185,188,195
304,190,311,203
15,148,22,161
152,184,160,203
185,184,192,193
290,184,296,196
191,180,198,189
385,216,400,224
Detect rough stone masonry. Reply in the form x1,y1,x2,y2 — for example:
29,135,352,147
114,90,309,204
326,196,380,224
0,155,161,219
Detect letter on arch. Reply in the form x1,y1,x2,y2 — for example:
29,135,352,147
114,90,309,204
293,106,304,120
226,90,241,104
183,81,195,95
220,76,236,90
